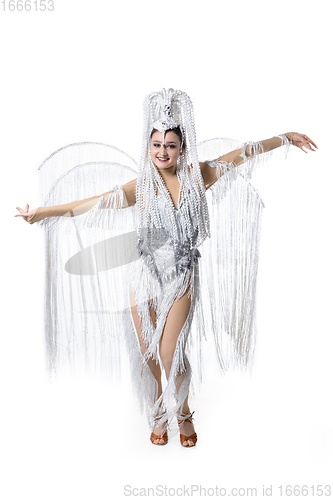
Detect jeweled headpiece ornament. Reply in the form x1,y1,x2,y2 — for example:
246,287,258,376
151,88,181,144
136,88,210,247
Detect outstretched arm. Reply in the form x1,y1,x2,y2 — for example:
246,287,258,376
201,133,318,190
15,178,137,225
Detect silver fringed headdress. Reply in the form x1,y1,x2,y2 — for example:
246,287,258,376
136,88,210,248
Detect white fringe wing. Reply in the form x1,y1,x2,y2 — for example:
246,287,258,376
37,143,139,379
197,136,291,373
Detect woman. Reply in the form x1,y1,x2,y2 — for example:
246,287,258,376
15,89,317,447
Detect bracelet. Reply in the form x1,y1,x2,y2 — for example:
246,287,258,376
285,132,294,145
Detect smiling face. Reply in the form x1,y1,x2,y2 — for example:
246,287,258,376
150,130,183,170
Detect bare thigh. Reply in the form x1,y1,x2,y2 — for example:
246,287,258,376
159,285,191,374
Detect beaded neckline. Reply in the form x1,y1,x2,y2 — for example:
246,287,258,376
156,189,189,211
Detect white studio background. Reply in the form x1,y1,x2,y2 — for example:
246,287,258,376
1,0,332,499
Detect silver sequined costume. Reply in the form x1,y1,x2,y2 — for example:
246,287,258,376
127,189,203,428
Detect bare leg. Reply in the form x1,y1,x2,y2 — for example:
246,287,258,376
159,286,196,446
129,292,166,445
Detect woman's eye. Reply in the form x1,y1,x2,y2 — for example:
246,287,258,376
168,145,176,149
153,143,160,148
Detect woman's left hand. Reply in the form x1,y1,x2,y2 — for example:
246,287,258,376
286,133,318,153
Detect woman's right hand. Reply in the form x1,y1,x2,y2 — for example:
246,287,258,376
15,204,37,223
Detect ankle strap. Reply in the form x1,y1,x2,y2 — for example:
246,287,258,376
152,411,169,430
177,410,195,425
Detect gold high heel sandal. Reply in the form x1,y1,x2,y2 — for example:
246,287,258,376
177,410,197,447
